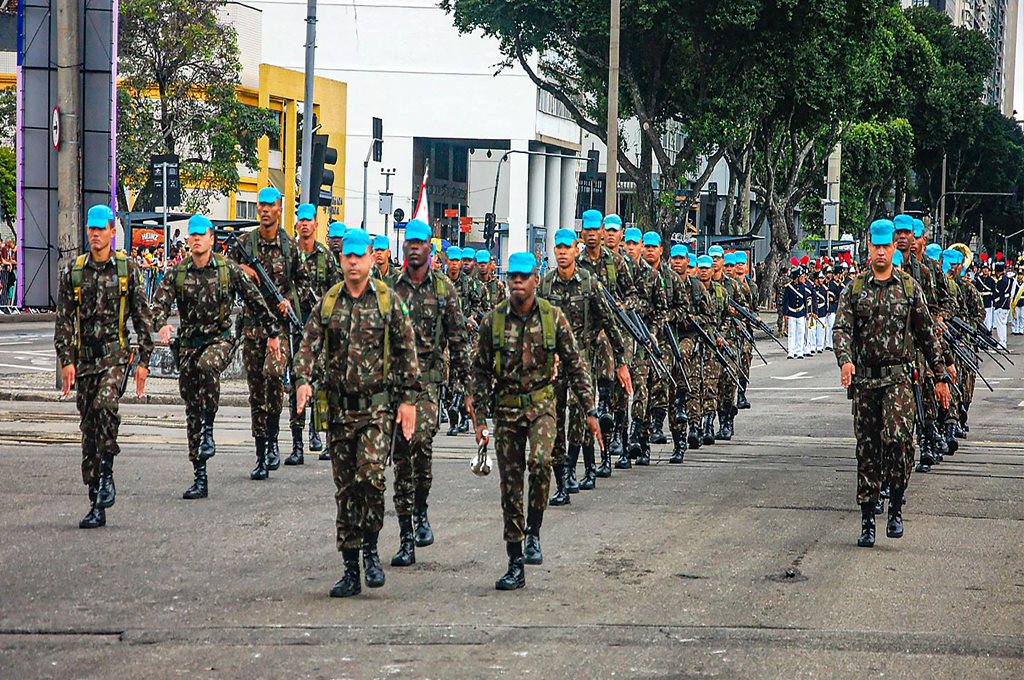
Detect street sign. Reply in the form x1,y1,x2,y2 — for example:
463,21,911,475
393,208,405,223
459,216,473,233
378,192,393,215
150,154,182,208
51,106,60,151
444,208,459,218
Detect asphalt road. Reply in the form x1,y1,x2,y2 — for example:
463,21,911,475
0,321,59,376
0,332,1022,678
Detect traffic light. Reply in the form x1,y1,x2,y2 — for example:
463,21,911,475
309,133,339,207
586,149,600,180
484,212,497,249
296,112,319,166
372,117,383,163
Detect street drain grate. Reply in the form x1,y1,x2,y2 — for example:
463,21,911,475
766,568,808,583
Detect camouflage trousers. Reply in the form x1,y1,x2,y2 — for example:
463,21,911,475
962,367,976,410
178,339,233,461
852,382,915,504
740,336,753,381
328,408,389,550
554,350,597,465
716,334,739,412
681,337,706,420
392,383,440,516
568,350,607,449
495,409,555,543
76,365,125,486
242,333,289,438
631,345,653,437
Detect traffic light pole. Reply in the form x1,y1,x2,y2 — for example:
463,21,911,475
299,0,317,204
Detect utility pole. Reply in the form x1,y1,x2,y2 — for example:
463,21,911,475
604,0,620,217
56,0,82,269
299,0,317,204
939,152,947,246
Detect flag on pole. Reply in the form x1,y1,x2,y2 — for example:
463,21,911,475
412,161,430,224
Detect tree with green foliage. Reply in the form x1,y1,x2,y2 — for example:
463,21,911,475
117,0,277,213
840,118,915,229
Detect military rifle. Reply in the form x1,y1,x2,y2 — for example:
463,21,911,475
691,321,741,385
950,316,1013,365
733,318,769,366
729,300,787,352
662,322,692,393
600,286,676,388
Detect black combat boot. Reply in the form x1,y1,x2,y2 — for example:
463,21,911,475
873,494,885,515
446,401,460,435
715,410,730,440
285,426,305,465
930,420,948,457
886,489,905,539
650,409,668,444
944,421,959,455
198,412,217,460
596,379,614,433
579,445,597,490
857,503,876,547
96,455,116,509
959,405,970,434
250,437,270,480
673,393,689,425
330,549,362,597
669,429,686,464
266,415,282,471
549,465,570,506
457,406,471,434
915,427,935,473
308,418,323,452
524,508,544,565
687,421,703,450
79,484,106,529
701,413,716,446
606,411,625,461
635,434,651,466
362,531,386,588
565,444,581,494
617,420,636,469
391,515,416,567
413,488,434,547
736,378,751,409
182,460,208,499
438,386,449,424
495,542,526,590
595,436,612,478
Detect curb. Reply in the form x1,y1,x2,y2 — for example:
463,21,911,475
0,312,55,323
0,389,251,407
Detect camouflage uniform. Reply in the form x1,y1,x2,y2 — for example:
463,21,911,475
54,252,154,499
673,275,714,447
390,268,469,554
470,297,595,544
833,271,946,506
292,278,421,551
903,253,948,467
714,276,741,436
153,254,278,463
373,263,399,288
446,270,485,429
732,273,758,403
702,279,731,419
959,278,986,416
629,259,668,452
478,274,507,314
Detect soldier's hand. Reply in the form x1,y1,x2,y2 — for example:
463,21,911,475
134,366,148,399
158,324,174,344
295,384,313,414
840,362,855,388
935,381,952,409
947,364,957,383
397,402,416,441
277,299,292,317
267,336,282,361
240,264,258,281
586,416,602,450
616,364,633,396
475,423,489,447
61,364,75,397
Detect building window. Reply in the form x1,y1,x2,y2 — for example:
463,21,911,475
236,200,258,221
537,89,574,121
435,144,451,181
268,110,283,152
452,147,468,183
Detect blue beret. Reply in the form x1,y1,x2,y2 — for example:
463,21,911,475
912,219,925,239
581,209,603,230
476,250,492,264
892,249,903,267
405,219,430,242
708,245,725,258
446,246,462,260
670,244,688,259
296,203,316,221
642,231,661,247
461,247,476,261
736,251,748,263
942,248,963,265
342,228,371,257
328,222,347,238
373,234,390,251
623,228,642,243
893,214,914,231
603,214,623,230
724,252,738,265
554,228,576,247
86,204,114,228
257,186,282,204
869,219,895,246
697,255,713,269
925,243,942,261
507,252,537,275
187,214,213,235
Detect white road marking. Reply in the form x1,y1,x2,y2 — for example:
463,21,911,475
810,395,829,401
0,362,51,372
0,341,31,347
770,372,810,381
1017,400,1024,408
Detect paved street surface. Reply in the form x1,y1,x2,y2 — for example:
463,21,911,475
0,329,1022,678
0,321,58,376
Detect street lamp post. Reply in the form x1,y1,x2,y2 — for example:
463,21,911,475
933,191,1014,246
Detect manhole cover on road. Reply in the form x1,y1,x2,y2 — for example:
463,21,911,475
766,567,808,583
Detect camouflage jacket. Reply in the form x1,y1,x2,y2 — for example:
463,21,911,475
539,266,627,359
577,245,638,310
152,255,277,346
633,259,666,328
477,275,507,314
372,263,399,288
292,278,421,411
943,275,964,319
471,297,595,423
290,240,342,322
833,271,947,389
708,279,732,335
961,278,986,328
54,251,154,376
673,274,713,338
229,226,294,336
449,271,486,323
392,268,470,387
904,252,943,319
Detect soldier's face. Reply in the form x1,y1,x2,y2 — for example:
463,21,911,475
870,243,896,272
87,224,114,253
258,201,281,228
737,263,748,275
724,264,735,277
582,228,603,250
623,241,641,260
448,258,461,275
328,237,344,257
642,244,659,266
374,249,389,266
605,230,622,249
554,243,575,269
342,248,373,283
671,258,685,275
895,229,912,253
912,236,925,256
697,267,711,284
508,272,536,305
188,231,214,257
711,257,724,274
462,260,475,274
297,218,316,240
404,239,430,269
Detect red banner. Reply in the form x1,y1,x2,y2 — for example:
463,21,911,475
132,228,164,249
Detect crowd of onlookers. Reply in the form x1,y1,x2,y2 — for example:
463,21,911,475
132,230,188,301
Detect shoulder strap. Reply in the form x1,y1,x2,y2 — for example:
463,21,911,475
605,257,617,289
71,254,89,356
175,260,189,299
538,297,557,380
492,300,508,376
114,252,129,349
540,273,552,299
372,279,392,379
214,254,230,326
852,273,866,296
